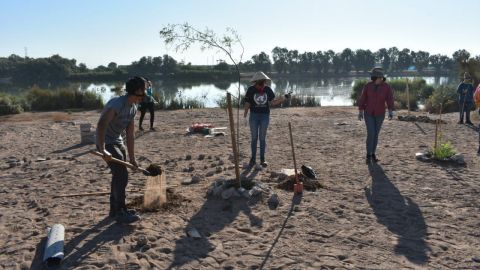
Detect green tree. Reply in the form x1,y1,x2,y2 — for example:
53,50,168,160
452,49,470,69
387,47,399,72
331,52,343,74
412,50,430,72
107,62,117,70
298,52,314,73
340,48,353,73
251,51,271,72
375,48,390,71
397,48,412,70
272,47,289,74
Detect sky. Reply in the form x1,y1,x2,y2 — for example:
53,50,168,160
1,0,479,68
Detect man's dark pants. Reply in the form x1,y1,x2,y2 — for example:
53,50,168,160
105,144,128,216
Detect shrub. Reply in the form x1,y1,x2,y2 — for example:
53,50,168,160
428,142,456,160
26,87,103,111
424,86,458,113
350,79,368,105
351,78,432,110
0,94,24,115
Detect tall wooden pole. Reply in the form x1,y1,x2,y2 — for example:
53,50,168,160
227,93,241,187
406,78,410,114
288,122,299,183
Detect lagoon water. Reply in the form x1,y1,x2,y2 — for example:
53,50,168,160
4,76,453,108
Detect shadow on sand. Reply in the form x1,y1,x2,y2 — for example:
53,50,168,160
30,217,134,269
259,194,302,270
167,194,263,269
365,163,430,265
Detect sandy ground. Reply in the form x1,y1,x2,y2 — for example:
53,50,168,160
0,107,479,270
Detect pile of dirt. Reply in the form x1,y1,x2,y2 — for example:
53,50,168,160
398,115,446,124
277,174,322,192
146,163,162,176
126,189,189,212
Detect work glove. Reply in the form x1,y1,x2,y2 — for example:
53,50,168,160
358,111,364,121
388,110,394,120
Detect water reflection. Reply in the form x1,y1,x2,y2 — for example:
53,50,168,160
1,76,454,108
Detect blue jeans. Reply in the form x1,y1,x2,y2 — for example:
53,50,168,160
249,112,270,161
364,113,385,156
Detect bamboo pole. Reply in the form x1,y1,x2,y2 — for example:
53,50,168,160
288,122,299,183
227,93,241,187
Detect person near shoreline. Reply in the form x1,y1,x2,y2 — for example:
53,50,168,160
243,71,291,167
139,79,157,131
96,76,146,224
357,68,394,164
457,72,474,125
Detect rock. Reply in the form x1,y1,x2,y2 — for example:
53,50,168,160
218,160,224,166
450,154,465,165
181,178,193,185
248,186,263,197
185,155,192,160
268,194,280,209
198,154,205,160
191,175,203,183
415,152,430,161
36,157,47,162
472,257,480,263
221,187,238,200
136,235,148,247
215,166,223,173
277,168,296,180
187,228,202,239
206,171,215,177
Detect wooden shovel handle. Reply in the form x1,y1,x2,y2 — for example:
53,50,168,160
288,122,299,184
90,150,150,175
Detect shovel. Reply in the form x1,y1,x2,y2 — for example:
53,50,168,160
90,150,151,176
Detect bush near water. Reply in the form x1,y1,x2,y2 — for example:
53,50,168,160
0,87,104,116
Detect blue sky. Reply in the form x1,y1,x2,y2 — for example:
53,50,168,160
1,0,479,68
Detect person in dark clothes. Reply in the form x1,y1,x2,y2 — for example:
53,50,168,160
96,76,146,224
139,79,158,131
457,72,474,125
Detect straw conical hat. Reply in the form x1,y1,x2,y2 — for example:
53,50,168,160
250,71,271,83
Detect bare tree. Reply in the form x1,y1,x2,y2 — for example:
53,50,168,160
159,23,244,154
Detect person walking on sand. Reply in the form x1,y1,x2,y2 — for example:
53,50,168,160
357,68,394,164
244,71,291,167
457,72,475,125
138,79,158,131
96,76,147,224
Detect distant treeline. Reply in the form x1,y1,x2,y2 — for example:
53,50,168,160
1,47,479,86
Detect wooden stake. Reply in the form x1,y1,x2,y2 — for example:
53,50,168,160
406,78,410,114
288,122,303,194
227,93,241,187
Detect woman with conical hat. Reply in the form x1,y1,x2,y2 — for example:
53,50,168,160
244,71,291,167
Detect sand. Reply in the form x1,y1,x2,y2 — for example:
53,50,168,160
0,107,479,269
